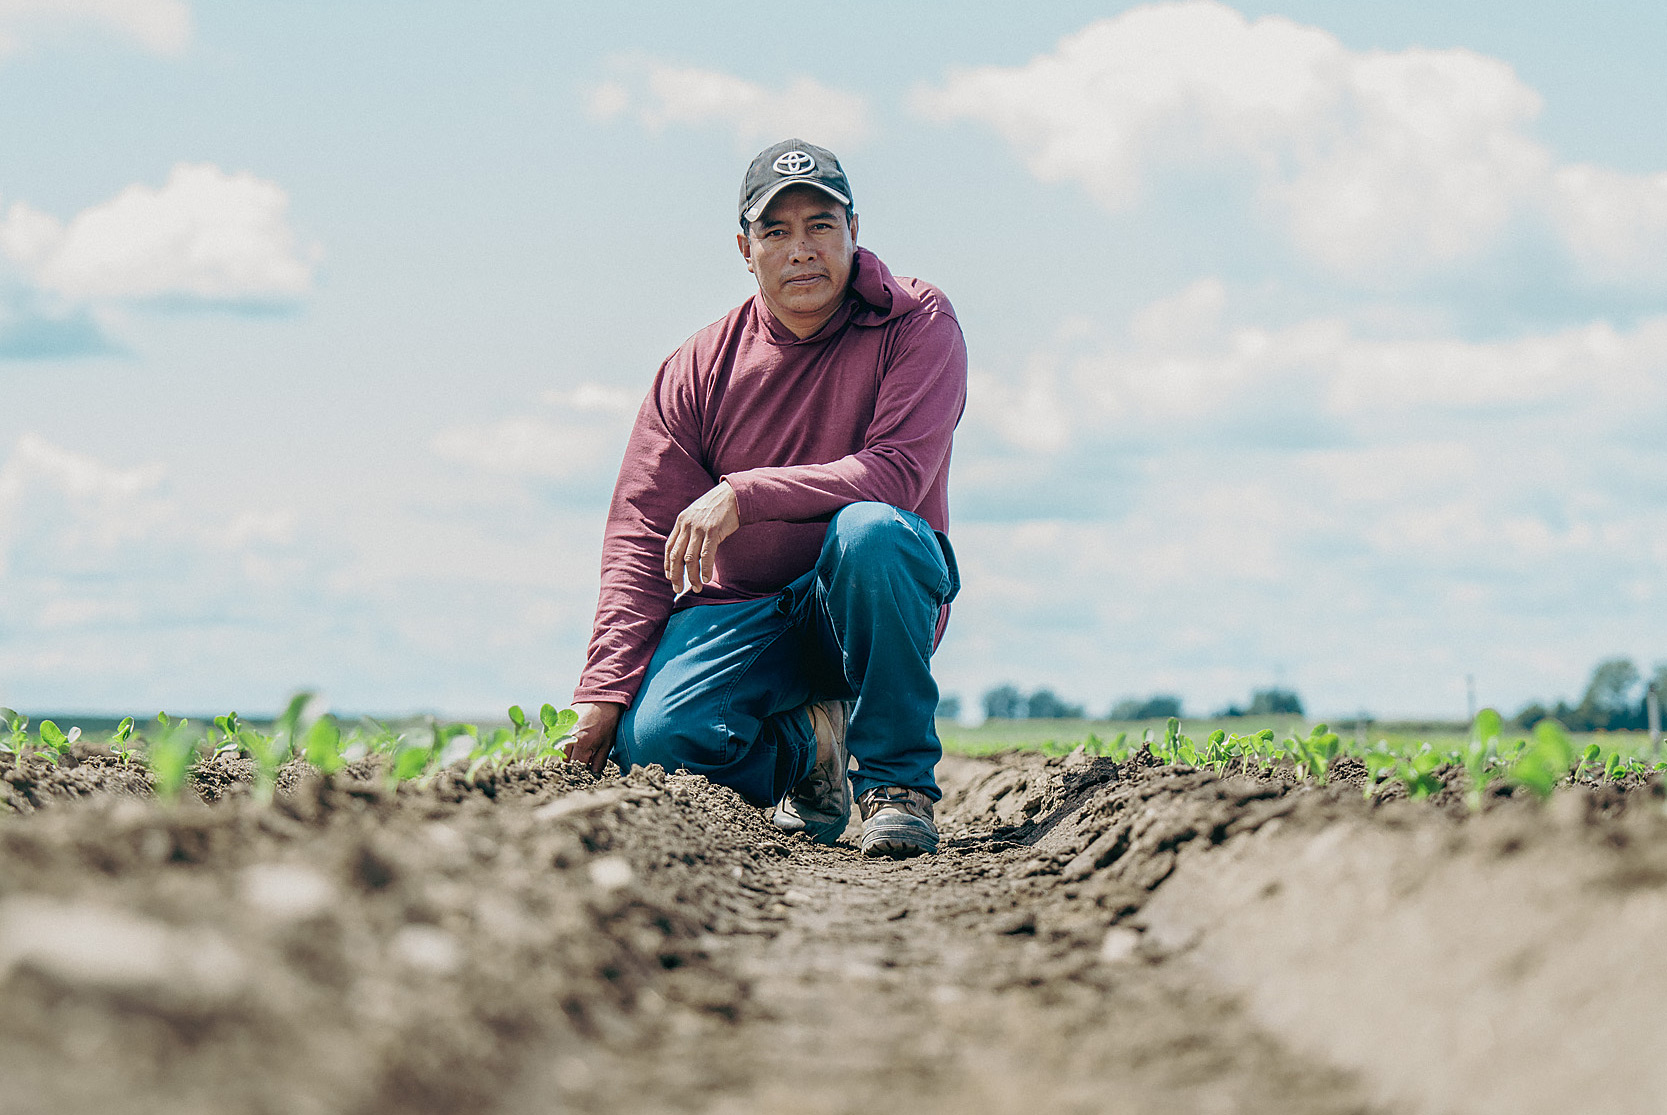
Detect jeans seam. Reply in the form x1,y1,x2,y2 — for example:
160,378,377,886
715,622,794,765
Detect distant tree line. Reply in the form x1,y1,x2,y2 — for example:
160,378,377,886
1516,658,1666,732
963,684,1304,722
947,659,1665,728
1214,687,1305,718
980,685,1085,720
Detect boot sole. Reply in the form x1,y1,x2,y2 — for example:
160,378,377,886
860,817,938,858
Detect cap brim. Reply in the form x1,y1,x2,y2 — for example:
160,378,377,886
743,178,851,224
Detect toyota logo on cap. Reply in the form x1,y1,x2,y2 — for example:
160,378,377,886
740,139,853,227
772,150,816,175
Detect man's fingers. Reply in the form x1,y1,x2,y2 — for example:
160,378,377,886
699,538,715,586
663,519,686,583
682,534,705,593
568,735,610,775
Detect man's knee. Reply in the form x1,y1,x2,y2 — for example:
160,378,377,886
827,502,921,559
617,695,729,773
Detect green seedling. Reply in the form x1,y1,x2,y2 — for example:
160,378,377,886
3,708,30,756
466,726,516,783
303,715,346,775
1573,742,1603,782
540,704,578,758
36,720,80,765
1507,719,1574,800
1463,708,1504,811
1149,716,1200,766
1228,728,1276,773
1289,723,1341,783
1395,743,1444,800
387,736,436,787
110,716,137,764
274,690,314,754
240,725,288,801
1203,729,1232,772
1363,741,1399,799
147,713,199,802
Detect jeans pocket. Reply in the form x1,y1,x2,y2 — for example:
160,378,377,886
934,530,960,605
777,567,818,617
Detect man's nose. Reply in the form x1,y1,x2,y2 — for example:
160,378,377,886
789,237,818,262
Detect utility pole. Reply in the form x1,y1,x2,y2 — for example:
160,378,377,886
1649,682,1662,758
1465,674,1476,724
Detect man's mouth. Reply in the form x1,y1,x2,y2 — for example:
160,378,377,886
783,274,826,286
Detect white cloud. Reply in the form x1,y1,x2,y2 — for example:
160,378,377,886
587,57,871,150
0,163,319,302
937,279,1667,718
1549,165,1667,283
962,281,1667,454
431,383,639,482
0,431,611,715
0,433,168,576
914,1,1667,285
0,0,190,56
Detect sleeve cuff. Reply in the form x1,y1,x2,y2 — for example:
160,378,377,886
572,687,634,708
720,472,763,525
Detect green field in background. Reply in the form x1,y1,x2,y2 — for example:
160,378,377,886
939,717,1661,760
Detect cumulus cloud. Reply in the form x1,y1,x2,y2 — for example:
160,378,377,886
0,430,611,715
937,280,1667,717
0,0,190,56
1549,165,1667,283
0,434,167,575
0,163,319,303
431,382,639,485
1002,295,1662,443
914,1,1667,285
587,57,871,150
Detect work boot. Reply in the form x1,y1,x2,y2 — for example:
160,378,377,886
857,786,938,858
772,701,851,845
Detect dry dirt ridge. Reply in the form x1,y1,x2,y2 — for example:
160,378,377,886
2,745,1665,1114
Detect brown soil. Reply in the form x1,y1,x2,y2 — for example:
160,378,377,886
2,745,1663,1114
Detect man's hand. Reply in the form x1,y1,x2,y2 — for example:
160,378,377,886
565,701,624,774
664,481,740,595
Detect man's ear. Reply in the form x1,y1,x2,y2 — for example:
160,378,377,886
849,213,858,243
737,231,755,274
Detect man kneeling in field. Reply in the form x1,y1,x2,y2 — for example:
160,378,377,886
566,143,973,860
562,139,967,858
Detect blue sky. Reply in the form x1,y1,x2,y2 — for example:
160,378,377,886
1,0,1664,720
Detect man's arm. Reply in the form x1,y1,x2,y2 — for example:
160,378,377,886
721,305,966,524
573,351,718,709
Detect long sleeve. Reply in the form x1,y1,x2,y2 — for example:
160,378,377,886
573,354,716,705
720,302,967,525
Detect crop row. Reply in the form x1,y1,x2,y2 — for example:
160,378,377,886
1,701,1652,810
0,695,578,801
1074,710,1655,808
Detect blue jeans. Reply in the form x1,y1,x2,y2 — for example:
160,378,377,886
614,502,959,807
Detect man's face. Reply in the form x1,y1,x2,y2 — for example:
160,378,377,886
737,186,858,337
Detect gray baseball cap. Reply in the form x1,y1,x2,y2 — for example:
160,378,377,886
739,139,853,227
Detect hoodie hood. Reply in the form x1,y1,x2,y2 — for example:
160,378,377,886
849,247,920,327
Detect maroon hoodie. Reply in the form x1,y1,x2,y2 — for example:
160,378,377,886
574,248,967,707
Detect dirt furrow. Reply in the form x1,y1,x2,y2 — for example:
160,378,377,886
8,745,1664,1113
504,757,1377,1115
